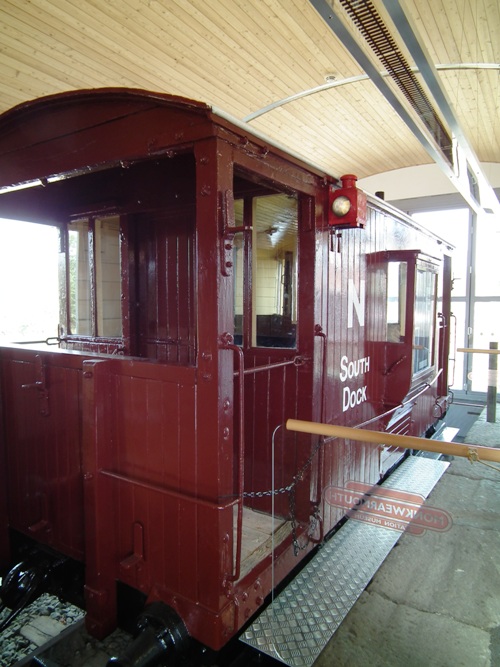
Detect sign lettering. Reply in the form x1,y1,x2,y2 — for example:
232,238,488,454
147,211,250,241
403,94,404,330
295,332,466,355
347,278,365,328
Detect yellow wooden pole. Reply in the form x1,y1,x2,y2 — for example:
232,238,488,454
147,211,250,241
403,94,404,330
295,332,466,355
286,419,500,464
457,347,500,355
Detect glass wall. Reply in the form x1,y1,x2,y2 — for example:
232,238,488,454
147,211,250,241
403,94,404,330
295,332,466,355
413,207,500,397
468,211,500,392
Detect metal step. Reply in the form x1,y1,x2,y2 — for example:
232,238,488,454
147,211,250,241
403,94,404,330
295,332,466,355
415,424,459,459
241,455,449,667
434,425,459,442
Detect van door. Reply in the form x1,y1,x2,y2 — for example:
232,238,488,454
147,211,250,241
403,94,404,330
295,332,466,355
229,174,316,577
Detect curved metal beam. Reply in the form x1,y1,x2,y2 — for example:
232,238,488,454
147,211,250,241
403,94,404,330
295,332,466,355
243,63,500,123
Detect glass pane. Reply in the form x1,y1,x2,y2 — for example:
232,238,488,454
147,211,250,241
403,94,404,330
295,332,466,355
68,220,91,335
253,194,297,348
0,219,59,343
95,216,122,337
413,268,436,374
470,301,500,392
474,214,500,297
449,302,466,392
413,209,469,297
387,261,407,342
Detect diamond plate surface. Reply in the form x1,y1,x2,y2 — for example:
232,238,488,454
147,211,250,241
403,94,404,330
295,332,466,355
241,456,449,666
383,455,449,496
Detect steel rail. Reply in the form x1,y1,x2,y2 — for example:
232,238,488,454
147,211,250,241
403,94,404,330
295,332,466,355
233,358,300,376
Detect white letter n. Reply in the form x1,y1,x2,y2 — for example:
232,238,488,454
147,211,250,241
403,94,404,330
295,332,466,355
348,279,365,328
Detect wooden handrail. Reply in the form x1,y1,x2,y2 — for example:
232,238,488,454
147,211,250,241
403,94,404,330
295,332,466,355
457,347,500,355
286,419,500,464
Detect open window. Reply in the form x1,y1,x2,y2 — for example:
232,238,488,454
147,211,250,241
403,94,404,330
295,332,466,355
233,174,298,349
0,219,60,344
56,153,197,360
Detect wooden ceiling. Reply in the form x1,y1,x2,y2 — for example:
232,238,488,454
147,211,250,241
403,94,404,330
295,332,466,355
1,0,498,182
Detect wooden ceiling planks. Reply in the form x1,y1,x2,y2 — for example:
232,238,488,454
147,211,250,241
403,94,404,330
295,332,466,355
0,0,497,180
404,0,500,165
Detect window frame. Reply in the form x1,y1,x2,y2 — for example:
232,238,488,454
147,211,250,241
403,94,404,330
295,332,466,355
59,212,128,348
232,183,300,351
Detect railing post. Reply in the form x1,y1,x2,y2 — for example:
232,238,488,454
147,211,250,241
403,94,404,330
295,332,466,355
487,341,498,423
219,333,245,582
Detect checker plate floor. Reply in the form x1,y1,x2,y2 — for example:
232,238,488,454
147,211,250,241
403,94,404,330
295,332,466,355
241,456,449,666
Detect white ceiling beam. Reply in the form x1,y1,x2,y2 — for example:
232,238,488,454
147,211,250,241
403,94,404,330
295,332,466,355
381,0,500,218
308,0,499,217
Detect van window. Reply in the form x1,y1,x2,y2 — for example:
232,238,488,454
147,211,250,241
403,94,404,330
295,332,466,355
233,188,298,349
67,215,122,338
387,261,407,342
413,264,437,374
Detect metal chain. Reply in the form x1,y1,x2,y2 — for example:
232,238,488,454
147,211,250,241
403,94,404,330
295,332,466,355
243,434,326,554
243,433,325,499
242,484,293,498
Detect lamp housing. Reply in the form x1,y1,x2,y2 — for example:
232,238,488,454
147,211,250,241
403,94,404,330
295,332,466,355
328,174,367,229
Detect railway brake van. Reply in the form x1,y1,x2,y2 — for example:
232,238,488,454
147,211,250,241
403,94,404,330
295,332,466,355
0,90,452,661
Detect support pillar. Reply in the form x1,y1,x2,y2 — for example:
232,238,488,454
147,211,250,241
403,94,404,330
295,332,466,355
487,342,498,423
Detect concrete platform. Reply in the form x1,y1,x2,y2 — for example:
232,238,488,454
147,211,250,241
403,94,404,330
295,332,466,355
314,407,500,667
242,457,450,666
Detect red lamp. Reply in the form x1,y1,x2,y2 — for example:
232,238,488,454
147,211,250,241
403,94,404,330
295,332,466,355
328,174,367,229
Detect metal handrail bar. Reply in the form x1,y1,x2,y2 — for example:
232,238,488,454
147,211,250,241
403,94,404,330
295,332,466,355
233,358,298,376
11,337,60,345
356,368,442,430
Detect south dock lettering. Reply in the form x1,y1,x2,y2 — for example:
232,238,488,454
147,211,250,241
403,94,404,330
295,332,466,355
343,385,367,411
339,355,370,381
340,354,370,412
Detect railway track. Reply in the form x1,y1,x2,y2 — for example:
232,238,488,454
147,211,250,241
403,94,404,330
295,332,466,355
2,594,280,667
1,593,130,667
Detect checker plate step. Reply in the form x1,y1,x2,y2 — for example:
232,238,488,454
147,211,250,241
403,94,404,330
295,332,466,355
241,455,449,666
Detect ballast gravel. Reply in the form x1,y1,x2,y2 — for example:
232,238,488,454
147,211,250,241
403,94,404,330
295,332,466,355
0,593,131,666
